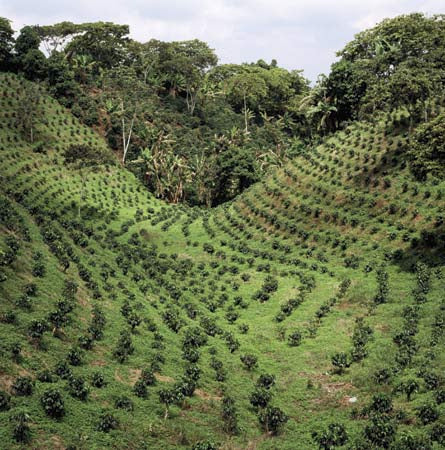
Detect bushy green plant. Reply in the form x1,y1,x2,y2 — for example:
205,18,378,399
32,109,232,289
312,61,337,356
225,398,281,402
97,412,119,432
68,376,89,400
240,354,258,371
221,395,239,435
312,423,348,449
40,389,65,418
114,396,133,411
0,390,11,411
10,412,31,443
331,352,350,374
12,376,33,396
257,406,288,434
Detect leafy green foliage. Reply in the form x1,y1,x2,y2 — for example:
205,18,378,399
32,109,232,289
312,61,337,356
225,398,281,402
40,389,65,418
221,395,238,435
0,17,14,70
312,423,348,449
257,406,289,434
10,412,31,443
331,352,350,374
12,376,33,396
97,412,119,432
240,353,258,371
0,390,11,411
0,12,444,450
409,113,445,181
326,13,445,124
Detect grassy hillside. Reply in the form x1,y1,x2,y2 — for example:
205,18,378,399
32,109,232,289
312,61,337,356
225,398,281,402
1,72,444,449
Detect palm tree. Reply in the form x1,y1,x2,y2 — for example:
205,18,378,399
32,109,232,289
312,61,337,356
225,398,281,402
71,54,95,84
168,73,186,98
307,100,338,133
200,77,222,104
191,151,214,207
131,131,191,203
257,112,287,171
167,154,190,203
299,75,337,135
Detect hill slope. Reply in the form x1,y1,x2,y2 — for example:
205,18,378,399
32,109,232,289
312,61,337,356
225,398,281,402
1,73,445,449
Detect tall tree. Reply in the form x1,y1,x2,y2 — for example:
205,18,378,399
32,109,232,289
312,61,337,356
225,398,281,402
326,13,445,122
62,144,111,217
408,113,445,181
15,82,42,143
158,39,218,114
389,64,432,130
65,22,130,71
36,21,82,56
46,52,80,106
103,66,146,164
15,26,40,56
127,40,163,87
225,71,267,133
213,128,259,204
0,17,14,70
15,26,46,81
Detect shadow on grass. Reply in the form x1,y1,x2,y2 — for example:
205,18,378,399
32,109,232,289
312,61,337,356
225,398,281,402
393,225,445,271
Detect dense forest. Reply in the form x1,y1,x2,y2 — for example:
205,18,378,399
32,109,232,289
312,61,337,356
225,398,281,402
0,12,444,450
0,18,312,206
1,13,444,205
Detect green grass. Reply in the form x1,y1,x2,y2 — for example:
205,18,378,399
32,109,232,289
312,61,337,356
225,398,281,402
0,72,444,449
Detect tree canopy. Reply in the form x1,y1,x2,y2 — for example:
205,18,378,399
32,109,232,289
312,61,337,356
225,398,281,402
325,13,445,124
0,17,14,70
409,113,445,181
2,13,444,204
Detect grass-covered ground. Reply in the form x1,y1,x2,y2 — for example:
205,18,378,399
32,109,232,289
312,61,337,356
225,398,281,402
1,72,444,449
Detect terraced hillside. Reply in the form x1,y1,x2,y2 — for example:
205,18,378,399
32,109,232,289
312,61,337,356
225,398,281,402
1,73,445,449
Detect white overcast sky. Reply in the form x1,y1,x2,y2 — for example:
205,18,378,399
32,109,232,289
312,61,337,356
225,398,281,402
1,0,444,82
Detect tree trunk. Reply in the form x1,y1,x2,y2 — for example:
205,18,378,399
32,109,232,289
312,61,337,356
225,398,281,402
79,170,86,218
186,88,197,116
243,92,248,134
121,103,135,165
121,102,126,163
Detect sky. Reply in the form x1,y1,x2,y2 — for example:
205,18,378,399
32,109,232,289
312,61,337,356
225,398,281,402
1,0,444,82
